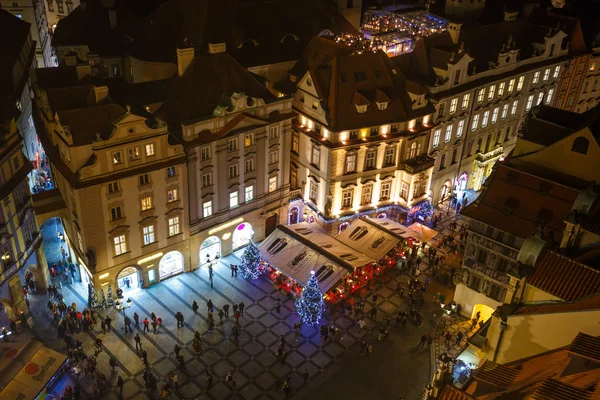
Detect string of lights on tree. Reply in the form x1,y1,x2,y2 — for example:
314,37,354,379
295,271,326,326
239,241,262,280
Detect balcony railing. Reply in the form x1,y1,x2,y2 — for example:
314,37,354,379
463,257,511,285
404,155,435,174
474,146,504,164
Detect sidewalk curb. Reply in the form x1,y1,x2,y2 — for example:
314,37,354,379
428,313,443,384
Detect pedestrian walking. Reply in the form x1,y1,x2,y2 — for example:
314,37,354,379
133,312,139,328
192,301,199,314
141,350,148,366
124,315,131,333
239,302,245,316
418,334,427,348
303,369,309,384
231,264,235,277
105,316,112,331
117,376,124,395
427,335,433,349
134,334,142,351
175,311,184,328
143,318,149,333
109,357,117,371
151,319,157,334
275,298,281,313
234,311,240,325
207,299,214,312
223,304,230,318
95,338,103,354
218,309,224,324
372,293,379,304
174,344,181,358
370,307,377,320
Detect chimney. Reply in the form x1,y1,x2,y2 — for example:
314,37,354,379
93,86,109,104
504,11,519,21
447,22,462,44
75,65,92,80
176,47,194,77
208,43,227,54
108,9,118,29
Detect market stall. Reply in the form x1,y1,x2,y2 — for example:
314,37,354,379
0,340,68,399
259,223,371,298
407,222,439,243
335,217,399,261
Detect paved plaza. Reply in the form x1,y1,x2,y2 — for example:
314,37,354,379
16,203,472,400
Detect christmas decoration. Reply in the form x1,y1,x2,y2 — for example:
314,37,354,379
239,241,261,280
88,283,98,308
296,271,326,326
99,287,107,309
106,284,115,307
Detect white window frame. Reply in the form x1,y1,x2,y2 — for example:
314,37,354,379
200,146,211,161
269,126,279,139
477,88,485,103
543,68,550,81
269,176,277,193
128,147,140,161
546,88,554,104
553,66,560,78
110,206,123,221
201,173,212,188
167,188,178,202
342,189,353,208
501,104,508,119
536,92,544,106
533,71,540,84
228,138,238,152
462,94,470,109
203,201,213,218
143,225,155,245
311,145,321,167
141,196,153,211
244,133,255,147
498,82,505,96
456,120,464,137
113,151,122,165
361,185,373,205
472,114,480,131
482,111,489,127
444,125,452,142
145,143,155,157
400,182,409,200
228,164,239,179
168,216,180,236
526,95,534,111
384,147,395,165
491,107,499,124
229,191,239,208
309,181,318,202
364,151,376,169
511,100,518,116
269,150,279,164
508,79,515,93
450,98,458,114
245,159,255,173
517,76,524,91
245,185,254,202
433,129,441,147
380,182,391,200
488,85,496,100
345,153,356,173
114,235,127,256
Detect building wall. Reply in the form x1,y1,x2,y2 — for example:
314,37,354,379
1,0,45,66
453,283,502,318
249,60,296,97
521,284,562,303
575,50,600,112
553,54,590,112
484,310,600,364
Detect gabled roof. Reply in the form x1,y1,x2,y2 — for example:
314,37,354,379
56,104,127,146
46,85,96,114
34,67,81,91
462,163,580,241
513,293,600,316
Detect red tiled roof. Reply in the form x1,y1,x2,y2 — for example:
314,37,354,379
438,385,477,400
513,293,600,316
472,360,520,388
526,250,600,301
531,378,592,400
567,333,600,361
462,163,580,241
56,104,127,146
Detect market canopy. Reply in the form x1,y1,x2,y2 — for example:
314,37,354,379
336,217,400,261
407,222,439,243
0,340,68,399
259,223,372,292
366,217,423,241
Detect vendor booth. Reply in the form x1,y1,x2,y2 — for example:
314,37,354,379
0,340,68,399
335,217,399,261
407,222,439,243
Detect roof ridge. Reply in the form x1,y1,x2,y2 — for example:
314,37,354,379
502,163,581,193
545,249,596,272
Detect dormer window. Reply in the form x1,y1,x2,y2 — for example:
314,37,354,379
306,78,312,87
377,102,388,111
356,105,368,114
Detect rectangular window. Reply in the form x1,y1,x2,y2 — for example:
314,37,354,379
488,85,495,100
139,173,150,185
143,225,155,245
269,126,279,139
201,173,212,188
414,180,427,198
113,151,122,164
456,120,464,137
508,79,515,93
309,181,318,202
472,114,480,131
245,159,255,173
370,127,379,136
244,134,254,147
501,104,508,119
505,126,512,141
312,101,319,111
433,129,441,147
492,107,499,124
400,182,409,200
141,197,152,211
365,151,376,169
526,95,534,111
546,88,554,104
482,111,489,127
452,148,458,164
533,71,540,84
498,82,505,96
511,100,518,116
245,186,254,202
229,191,239,208
167,189,178,202
477,88,485,103
439,153,446,170
110,206,122,221
342,189,353,208
462,94,470,109
450,98,458,114
166,167,176,177
543,68,550,81
292,132,299,153
269,151,279,164
290,168,298,189
384,148,395,166
476,137,483,153
311,145,320,167
517,76,524,91
345,153,356,173
114,235,127,256
201,147,211,161
128,147,140,161
145,143,154,156
57,1,64,13
454,69,461,85
269,176,277,193
380,182,391,200
350,130,358,139
445,125,452,142
228,164,239,179
107,181,119,193
168,216,180,236
228,138,238,152
536,92,544,106
203,201,213,218
361,185,373,205
553,66,560,78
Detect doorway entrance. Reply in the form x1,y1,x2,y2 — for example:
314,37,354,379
117,266,141,291
288,207,300,225
265,214,278,237
158,251,184,280
200,236,221,267
439,180,452,203
232,223,254,250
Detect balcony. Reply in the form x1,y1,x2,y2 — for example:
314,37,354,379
474,146,504,165
404,155,435,174
463,257,510,285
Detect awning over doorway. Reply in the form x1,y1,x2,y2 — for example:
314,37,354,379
0,340,68,399
259,223,371,292
407,222,439,242
335,217,400,261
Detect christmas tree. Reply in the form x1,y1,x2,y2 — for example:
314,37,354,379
106,284,115,307
295,271,325,326
99,287,107,309
88,283,98,308
239,241,261,280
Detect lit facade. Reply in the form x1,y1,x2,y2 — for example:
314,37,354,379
573,47,600,112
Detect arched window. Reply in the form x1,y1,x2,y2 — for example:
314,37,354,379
409,142,418,159
571,137,589,154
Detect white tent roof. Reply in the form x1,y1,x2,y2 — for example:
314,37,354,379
259,222,371,292
366,217,423,241
407,222,439,242
336,217,400,261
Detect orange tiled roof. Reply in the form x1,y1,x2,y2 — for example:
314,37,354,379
526,250,600,301
472,360,519,388
438,385,477,400
531,378,592,400
461,164,579,242
514,293,600,316
567,333,600,361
